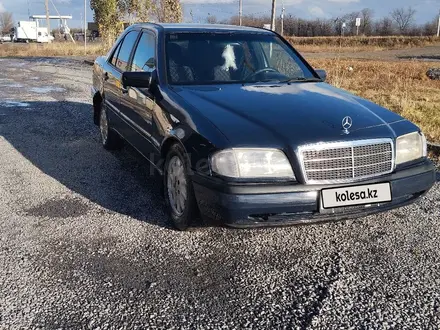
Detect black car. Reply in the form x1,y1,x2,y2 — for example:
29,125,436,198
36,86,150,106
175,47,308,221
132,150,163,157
91,23,436,230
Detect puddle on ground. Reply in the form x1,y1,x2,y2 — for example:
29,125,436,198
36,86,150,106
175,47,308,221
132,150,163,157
25,197,90,219
0,83,24,88
11,62,26,67
0,101,30,107
30,86,65,94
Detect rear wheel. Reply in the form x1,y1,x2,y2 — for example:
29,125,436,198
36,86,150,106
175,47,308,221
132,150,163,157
164,143,198,230
99,98,122,150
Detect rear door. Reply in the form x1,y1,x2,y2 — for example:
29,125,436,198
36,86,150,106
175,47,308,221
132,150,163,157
104,30,140,137
119,30,160,158
104,40,122,118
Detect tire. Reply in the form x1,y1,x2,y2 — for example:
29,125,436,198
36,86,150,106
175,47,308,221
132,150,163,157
99,98,122,150
164,143,198,230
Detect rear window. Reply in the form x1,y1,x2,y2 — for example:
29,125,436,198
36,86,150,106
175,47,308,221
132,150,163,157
110,42,122,67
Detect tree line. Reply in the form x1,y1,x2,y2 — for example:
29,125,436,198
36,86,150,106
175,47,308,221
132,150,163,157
210,7,439,37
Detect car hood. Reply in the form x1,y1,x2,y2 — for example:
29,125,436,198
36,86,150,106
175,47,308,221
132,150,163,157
173,82,411,147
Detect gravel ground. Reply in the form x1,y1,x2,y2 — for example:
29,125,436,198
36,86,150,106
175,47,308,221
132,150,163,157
0,57,439,329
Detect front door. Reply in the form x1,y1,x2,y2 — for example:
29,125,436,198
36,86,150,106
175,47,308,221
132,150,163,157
119,30,160,160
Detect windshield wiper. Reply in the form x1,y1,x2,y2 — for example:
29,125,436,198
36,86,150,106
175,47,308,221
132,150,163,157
279,77,322,84
241,79,280,86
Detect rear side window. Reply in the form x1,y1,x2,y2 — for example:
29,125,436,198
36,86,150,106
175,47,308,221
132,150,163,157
131,32,156,72
115,31,139,71
110,42,122,67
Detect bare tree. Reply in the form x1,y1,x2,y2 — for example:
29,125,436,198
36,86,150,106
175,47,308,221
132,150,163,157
374,17,394,36
390,7,416,34
360,8,374,35
332,12,359,36
0,12,14,35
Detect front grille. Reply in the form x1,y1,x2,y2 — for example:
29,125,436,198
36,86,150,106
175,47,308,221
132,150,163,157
299,139,394,184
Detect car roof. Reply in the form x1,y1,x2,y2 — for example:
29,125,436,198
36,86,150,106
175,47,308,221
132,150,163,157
130,23,273,34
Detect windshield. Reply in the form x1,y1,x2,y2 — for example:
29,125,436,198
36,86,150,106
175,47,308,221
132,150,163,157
165,32,316,85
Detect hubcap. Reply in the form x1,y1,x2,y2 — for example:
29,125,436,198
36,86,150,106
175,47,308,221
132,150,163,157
167,156,187,216
100,108,108,144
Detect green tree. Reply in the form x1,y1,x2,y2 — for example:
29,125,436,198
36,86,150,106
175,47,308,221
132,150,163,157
91,0,181,45
90,0,122,46
119,0,154,23
156,0,183,23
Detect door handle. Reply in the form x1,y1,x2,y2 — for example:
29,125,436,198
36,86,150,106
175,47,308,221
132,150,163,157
104,72,109,81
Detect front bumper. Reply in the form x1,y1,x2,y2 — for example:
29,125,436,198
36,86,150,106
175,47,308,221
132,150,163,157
192,160,437,228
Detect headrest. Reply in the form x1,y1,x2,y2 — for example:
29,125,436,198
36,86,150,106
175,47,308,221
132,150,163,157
168,43,185,65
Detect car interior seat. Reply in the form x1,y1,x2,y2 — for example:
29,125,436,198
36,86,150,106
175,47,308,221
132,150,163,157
167,42,194,83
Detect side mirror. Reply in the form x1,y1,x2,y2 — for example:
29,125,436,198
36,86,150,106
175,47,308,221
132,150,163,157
144,57,155,70
122,71,152,89
315,69,327,82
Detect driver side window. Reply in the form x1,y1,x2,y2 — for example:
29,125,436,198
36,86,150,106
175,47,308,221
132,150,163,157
131,32,156,73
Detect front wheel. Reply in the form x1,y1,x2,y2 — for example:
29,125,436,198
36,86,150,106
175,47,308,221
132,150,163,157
164,143,198,230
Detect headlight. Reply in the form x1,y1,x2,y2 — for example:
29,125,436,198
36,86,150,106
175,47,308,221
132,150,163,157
210,148,295,179
395,132,427,165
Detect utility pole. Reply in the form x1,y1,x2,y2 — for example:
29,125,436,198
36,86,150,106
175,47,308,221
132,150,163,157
84,0,87,53
239,0,242,26
437,10,440,37
280,3,285,36
45,0,50,37
270,0,276,31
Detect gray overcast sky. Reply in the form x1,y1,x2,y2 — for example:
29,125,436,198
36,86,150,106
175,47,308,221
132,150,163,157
0,0,439,28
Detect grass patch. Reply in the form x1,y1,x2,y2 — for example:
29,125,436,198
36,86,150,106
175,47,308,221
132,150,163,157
308,58,440,142
0,42,107,57
2,36,439,57
290,36,440,53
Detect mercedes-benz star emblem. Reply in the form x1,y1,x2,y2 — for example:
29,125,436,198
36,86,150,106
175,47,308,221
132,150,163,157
342,116,353,134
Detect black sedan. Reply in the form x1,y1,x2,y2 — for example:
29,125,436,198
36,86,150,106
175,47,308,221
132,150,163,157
91,23,436,230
